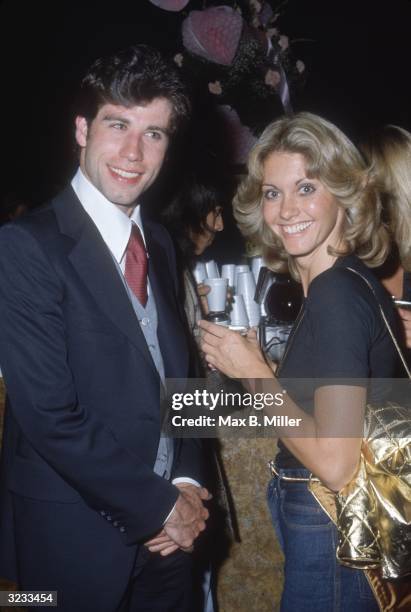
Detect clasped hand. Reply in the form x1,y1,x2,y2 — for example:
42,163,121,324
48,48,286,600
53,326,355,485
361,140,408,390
145,483,211,556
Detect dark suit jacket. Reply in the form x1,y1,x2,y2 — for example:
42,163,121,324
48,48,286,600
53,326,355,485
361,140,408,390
0,186,202,606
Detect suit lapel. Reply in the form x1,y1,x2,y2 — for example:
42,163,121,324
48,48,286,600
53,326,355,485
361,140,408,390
144,221,188,379
53,187,156,371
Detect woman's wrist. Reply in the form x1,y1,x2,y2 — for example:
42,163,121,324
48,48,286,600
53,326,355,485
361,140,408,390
242,361,274,381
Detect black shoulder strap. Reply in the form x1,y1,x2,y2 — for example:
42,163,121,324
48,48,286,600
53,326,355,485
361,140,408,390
346,267,411,379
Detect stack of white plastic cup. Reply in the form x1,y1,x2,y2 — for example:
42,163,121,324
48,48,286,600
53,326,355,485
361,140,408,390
250,256,263,284
203,278,228,313
229,294,249,330
205,260,220,279
236,271,260,327
193,262,207,284
221,264,236,289
234,264,250,292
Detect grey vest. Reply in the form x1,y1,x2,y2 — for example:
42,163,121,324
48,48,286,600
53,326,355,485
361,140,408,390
114,258,174,480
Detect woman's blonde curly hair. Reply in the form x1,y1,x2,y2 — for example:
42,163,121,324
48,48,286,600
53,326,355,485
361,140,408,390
233,112,390,278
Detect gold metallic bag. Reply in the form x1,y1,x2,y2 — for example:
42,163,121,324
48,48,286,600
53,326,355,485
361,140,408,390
309,268,411,585
335,401,411,579
309,477,411,611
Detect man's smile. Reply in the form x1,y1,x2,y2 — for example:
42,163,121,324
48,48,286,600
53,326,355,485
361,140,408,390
108,165,143,182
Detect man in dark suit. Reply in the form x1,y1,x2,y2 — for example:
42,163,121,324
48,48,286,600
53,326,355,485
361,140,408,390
0,45,210,611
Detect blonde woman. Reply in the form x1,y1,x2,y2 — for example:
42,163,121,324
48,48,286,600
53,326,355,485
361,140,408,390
199,113,398,610
361,125,411,354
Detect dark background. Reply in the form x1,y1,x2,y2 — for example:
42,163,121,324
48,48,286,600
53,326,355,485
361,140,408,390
1,0,411,207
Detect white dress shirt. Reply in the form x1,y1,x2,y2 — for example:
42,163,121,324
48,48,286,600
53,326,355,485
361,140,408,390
71,167,146,272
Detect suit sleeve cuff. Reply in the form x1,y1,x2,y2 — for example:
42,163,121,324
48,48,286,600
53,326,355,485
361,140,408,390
162,478,202,525
172,477,201,487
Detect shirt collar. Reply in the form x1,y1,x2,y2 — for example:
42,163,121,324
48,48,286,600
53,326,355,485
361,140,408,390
71,167,145,264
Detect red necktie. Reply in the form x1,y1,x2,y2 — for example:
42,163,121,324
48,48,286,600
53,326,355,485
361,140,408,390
125,224,148,307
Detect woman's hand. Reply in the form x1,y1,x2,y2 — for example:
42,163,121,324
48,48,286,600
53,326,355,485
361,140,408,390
398,308,411,349
198,320,273,379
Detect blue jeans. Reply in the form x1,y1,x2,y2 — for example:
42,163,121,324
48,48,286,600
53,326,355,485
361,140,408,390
267,468,379,612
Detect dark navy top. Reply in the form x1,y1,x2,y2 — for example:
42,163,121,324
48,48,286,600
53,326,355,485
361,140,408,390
276,254,400,468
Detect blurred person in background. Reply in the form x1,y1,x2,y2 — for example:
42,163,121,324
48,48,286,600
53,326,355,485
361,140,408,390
361,124,411,362
162,175,224,368
0,193,33,225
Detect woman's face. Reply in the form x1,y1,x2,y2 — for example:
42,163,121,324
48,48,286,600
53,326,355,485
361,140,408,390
262,151,345,270
191,207,224,256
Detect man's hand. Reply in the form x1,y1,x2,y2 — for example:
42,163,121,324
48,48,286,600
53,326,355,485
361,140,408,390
197,283,210,315
144,528,180,556
145,484,211,556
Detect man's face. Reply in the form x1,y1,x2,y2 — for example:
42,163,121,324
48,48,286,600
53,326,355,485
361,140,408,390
75,98,173,215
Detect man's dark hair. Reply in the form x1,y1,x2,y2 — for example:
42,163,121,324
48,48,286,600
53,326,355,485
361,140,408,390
77,44,191,134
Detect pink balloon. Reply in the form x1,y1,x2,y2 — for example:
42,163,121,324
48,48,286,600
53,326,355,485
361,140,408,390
148,0,190,12
182,6,243,66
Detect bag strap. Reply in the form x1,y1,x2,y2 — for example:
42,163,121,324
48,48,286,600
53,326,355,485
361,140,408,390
346,267,411,379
